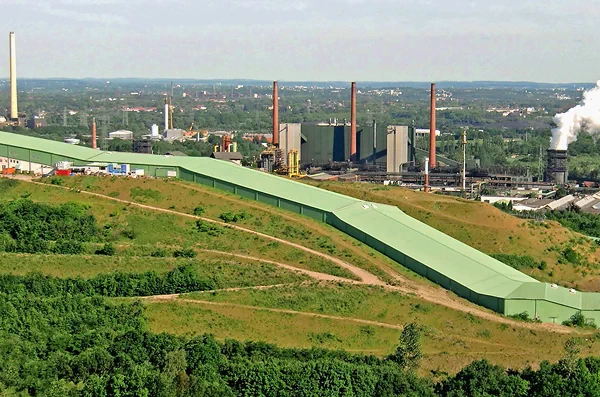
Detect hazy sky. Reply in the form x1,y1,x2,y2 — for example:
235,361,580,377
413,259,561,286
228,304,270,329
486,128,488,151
1,0,599,82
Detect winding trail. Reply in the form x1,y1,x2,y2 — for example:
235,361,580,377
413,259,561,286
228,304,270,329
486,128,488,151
12,177,573,333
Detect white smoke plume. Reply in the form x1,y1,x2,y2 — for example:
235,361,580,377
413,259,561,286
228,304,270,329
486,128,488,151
550,81,600,150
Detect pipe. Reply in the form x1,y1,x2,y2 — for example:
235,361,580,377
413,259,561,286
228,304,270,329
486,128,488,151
429,82,436,170
424,157,430,192
91,117,97,149
273,81,279,147
350,81,357,162
9,32,18,120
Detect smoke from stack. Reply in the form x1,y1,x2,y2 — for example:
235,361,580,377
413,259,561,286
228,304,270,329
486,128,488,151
9,32,18,120
550,81,600,150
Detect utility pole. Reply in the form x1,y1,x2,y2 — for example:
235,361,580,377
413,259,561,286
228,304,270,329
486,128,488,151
79,109,87,127
63,107,68,127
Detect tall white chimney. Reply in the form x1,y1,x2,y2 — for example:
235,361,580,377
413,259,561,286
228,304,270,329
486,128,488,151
9,32,18,120
164,101,169,132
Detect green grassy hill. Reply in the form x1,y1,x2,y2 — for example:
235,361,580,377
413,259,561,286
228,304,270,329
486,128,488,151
1,176,600,377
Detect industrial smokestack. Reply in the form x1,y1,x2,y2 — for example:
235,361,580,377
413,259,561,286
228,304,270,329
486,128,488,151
9,32,18,120
91,117,97,149
350,82,357,162
429,83,436,170
273,81,279,147
164,99,169,132
546,149,568,184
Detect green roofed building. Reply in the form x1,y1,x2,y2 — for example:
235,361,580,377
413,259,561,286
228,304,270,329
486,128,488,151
1,130,598,324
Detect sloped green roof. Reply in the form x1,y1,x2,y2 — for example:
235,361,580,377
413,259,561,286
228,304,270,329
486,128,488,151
332,202,538,297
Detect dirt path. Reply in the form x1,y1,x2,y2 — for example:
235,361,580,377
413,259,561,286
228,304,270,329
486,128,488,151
11,177,574,332
147,294,545,351
25,179,382,285
196,249,356,283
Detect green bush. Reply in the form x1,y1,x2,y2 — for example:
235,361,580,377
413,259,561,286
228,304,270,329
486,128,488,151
490,254,538,270
151,248,168,257
196,220,222,236
218,211,250,223
193,206,206,216
562,311,597,328
95,243,115,256
173,248,197,258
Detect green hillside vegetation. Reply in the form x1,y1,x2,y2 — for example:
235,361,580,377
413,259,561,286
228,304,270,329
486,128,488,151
308,181,600,292
6,175,600,394
0,179,354,280
33,176,423,284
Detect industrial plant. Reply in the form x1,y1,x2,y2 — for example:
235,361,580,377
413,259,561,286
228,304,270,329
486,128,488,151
3,30,600,325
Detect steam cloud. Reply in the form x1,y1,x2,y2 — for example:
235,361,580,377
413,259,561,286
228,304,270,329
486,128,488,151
550,81,600,150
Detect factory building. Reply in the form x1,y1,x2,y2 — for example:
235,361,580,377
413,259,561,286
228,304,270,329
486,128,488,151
276,122,416,172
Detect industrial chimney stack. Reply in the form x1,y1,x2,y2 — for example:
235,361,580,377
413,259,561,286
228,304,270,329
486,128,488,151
429,83,436,170
350,82,357,162
273,81,279,147
9,32,18,121
91,117,97,149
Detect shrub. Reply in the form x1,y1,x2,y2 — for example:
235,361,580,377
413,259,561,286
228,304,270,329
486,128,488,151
96,243,116,256
219,211,250,223
196,220,222,236
151,248,168,258
562,311,597,328
193,206,206,216
173,248,197,258
491,254,538,270
53,240,84,255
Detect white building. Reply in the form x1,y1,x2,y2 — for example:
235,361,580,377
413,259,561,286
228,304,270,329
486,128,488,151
109,130,134,140
414,129,441,138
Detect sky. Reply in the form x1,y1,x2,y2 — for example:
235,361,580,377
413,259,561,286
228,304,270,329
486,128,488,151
1,0,599,82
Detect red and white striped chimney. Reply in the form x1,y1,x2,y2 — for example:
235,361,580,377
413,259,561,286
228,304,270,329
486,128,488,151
350,82,357,162
273,81,279,147
91,117,97,149
429,83,436,169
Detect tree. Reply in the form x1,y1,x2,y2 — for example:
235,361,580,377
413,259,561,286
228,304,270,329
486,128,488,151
388,322,422,372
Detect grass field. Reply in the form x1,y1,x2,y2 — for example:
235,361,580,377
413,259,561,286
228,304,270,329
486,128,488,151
307,181,600,291
142,282,600,373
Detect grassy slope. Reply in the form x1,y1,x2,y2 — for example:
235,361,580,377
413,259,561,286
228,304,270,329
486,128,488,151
306,181,600,291
0,179,352,279
144,282,600,373
37,176,424,284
